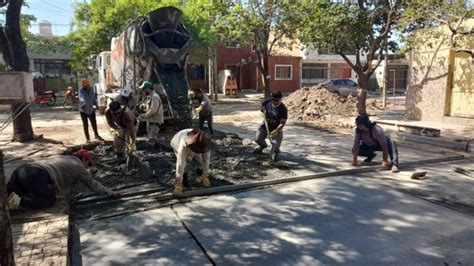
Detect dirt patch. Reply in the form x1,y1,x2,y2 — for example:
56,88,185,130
284,87,380,123
72,129,295,220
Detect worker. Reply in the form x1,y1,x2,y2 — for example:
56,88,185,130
105,101,137,159
63,86,76,107
351,115,399,173
7,150,120,211
191,88,214,134
137,81,163,144
171,128,212,196
79,79,103,142
253,91,288,161
114,84,137,111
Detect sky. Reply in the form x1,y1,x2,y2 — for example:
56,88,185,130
23,0,80,36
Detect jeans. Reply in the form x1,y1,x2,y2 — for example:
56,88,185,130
7,165,56,209
358,136,399,167
80,111,99,141
199,112,214,134
255,124,283,153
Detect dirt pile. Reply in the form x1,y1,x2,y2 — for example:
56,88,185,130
284,87,379,122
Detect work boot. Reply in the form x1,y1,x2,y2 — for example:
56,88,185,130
173,183,183,197
253,147,264,154
391,165,400,173
183,173,190,188
363,153,377,163
272,151,280,162
201,174,211,188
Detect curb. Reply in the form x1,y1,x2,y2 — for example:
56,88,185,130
394,132,472,152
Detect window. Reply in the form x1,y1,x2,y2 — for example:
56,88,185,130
189,64,205,80
345,80,357,86
275,65,292,80
302,63,328,80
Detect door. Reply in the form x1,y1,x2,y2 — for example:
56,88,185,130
449,51,474,118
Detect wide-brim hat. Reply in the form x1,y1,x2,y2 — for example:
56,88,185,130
186,129,211,154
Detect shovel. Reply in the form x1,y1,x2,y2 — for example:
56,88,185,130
262,108,277,162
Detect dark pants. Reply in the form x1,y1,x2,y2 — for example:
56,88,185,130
199,112,214,134
7,165,56,209
80,111,99,140
358,136,399,167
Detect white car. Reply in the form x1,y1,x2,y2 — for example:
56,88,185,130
317,79,358,97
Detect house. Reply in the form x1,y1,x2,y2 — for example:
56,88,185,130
300,46,361,86
406,19,473,125
370,54,409,93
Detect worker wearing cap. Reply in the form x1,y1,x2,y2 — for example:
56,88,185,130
114,84,137,111
352,115,399,173
79,79,104,142
105,101,137,158
137,81,163,144
254,91,288,160
171,128,212,196
7,151,120,211
190,88,214,134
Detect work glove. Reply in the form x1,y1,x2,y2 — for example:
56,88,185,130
195,106,202,114
201,173,211,188
173,182,184,197
8,192,21,210
128,143,137,154
270,129,279,139
188,90,195,98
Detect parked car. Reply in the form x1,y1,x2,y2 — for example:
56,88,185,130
317,79,359,97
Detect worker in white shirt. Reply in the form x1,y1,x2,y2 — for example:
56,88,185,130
170,128,212,196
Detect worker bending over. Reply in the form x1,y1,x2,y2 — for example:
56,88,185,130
191,88,214,134
352,115,399,173
171,129,212,196
105,101,137,158
7,151,119,210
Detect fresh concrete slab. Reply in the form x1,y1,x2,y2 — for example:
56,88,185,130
79,207,210,265
174,176,474,265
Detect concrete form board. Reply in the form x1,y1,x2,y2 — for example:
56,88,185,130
0,72,34,103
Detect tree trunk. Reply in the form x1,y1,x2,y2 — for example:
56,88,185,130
0,27,13,70
357,74,369,115
262,54,271,98
0,151,15,266
11,101,34,142
4,0,35,142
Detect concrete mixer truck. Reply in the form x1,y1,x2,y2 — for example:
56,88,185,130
94,6,192,127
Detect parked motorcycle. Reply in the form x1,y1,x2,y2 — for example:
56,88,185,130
33,91,57,106
63,86,78,107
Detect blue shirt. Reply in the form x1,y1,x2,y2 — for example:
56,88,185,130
79,87,97,115
261,99,288,131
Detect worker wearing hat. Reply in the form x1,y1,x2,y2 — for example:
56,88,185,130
137,81,163,144
191,88,214,134
170,128,212,196
352,115,399,173
254,91,288,161
114,84,138,111
105,101,137,158
7,151,120,210
79,79,104,142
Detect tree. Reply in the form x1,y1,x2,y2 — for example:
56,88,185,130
0,0,34,142
213,1,299,98
401,0,473,49
295,0,404,114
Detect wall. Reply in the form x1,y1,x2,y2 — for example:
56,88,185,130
258,56,301,93
406,20,473,123
329,63,351,79
216,45,256,90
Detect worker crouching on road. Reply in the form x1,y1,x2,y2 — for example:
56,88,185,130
79,79,104,142
171,129,212,196
137,81,163,144
191,88,214,135
352,115,400,173
7,151,120,211
254,91,288,160
105,101,137,159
